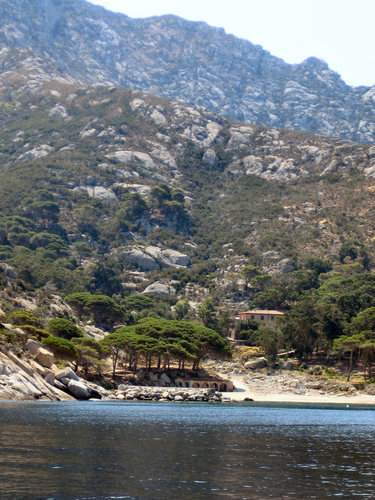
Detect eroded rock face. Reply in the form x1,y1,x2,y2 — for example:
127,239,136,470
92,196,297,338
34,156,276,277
119,246,190,271
0,350,73,401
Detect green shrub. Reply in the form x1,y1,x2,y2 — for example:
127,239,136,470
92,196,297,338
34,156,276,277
8,310,41,327
42,335,79,358
19,324,49,339
47,318,83,340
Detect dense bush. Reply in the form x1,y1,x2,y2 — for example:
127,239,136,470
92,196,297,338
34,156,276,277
8,310,41,327
42,335,79,359
48,318,83,340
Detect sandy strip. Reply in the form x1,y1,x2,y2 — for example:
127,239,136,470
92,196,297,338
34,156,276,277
225,390,375,405
220,373,375,405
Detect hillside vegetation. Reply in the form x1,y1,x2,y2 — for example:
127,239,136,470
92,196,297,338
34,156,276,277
0,78,375,382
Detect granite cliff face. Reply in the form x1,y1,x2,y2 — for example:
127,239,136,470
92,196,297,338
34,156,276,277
0,0,374,143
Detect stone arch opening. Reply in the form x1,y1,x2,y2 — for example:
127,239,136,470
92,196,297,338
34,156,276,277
219,383,227,391
192,382,200,388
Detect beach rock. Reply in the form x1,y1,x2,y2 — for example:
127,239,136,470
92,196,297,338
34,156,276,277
55,367,80,382
244,357,268,370
53,379,68,391
35,348,55,369
67,379,91,400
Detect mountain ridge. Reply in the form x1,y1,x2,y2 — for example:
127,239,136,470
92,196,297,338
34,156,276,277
0,0,374,143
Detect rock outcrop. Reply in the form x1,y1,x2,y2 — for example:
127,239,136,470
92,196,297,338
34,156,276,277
0,347,73,401
120,246,190,271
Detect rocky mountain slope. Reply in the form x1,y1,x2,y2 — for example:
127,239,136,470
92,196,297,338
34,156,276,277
0,74,375,307
0,0,374,143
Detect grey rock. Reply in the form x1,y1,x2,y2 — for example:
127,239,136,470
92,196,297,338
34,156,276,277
0,263,17,280
244,357,268,370
73,185,117,202
55,367,80,382
26,339,41,356
280,361,294,371
17,145,53,162
203,149,217,166
161,249,190,268
48,104,70,120
278,258,295,274
142,282,176,296
44,372,55,385
67,379,91,400
120,248,158,271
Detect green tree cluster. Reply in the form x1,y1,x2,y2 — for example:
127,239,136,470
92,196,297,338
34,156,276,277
100,318,232,377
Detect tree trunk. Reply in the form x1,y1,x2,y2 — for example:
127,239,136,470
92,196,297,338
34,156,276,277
347,349,354,382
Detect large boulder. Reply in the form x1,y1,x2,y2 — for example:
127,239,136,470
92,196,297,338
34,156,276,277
55,366,80,382
119,246,189,271
244,357,268,370
0,263,17,280
120,248,158,271
35,348,55,369
161,249,190,267
26,339,42,356
67,379,91,400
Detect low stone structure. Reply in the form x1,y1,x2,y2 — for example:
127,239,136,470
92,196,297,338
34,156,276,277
175,377,233,392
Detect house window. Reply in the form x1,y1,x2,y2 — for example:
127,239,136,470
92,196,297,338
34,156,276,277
251,315,254,319
271,316,274,320
261,315,264,321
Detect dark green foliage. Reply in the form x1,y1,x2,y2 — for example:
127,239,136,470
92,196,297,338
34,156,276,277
42,335,79,359
47,318,83,340
101,318,232,376
65,292,127,329
19,325,49,339
122,294,155,311
8,310,41,327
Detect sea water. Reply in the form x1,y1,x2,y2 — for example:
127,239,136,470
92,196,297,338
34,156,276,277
0,401,374,499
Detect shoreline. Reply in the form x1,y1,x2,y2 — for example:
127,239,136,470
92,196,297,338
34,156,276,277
226,389,375,406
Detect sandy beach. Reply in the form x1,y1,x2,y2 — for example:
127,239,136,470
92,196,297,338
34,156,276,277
221,372,375,406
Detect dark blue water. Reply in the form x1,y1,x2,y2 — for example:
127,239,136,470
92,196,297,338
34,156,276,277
0,401,374,499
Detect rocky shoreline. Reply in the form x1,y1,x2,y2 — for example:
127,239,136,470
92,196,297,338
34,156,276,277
108,385,225,402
